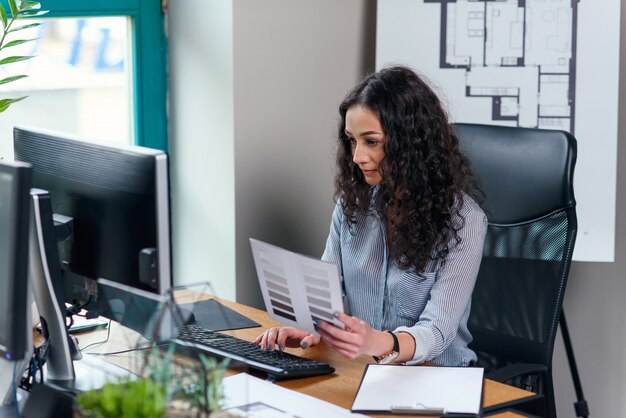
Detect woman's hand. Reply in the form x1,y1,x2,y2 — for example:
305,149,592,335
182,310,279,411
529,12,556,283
253,326,320,352
315,312,392,360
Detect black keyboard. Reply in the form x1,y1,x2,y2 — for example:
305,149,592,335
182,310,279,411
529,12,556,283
173,325,335,380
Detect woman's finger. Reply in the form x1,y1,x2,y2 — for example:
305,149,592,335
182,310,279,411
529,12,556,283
335,312,367,334
317,320,361,345
276,327,301,349
300,333,320,349
319,330,360,354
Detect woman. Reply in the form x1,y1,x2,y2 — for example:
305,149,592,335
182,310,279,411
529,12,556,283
255,66,487,366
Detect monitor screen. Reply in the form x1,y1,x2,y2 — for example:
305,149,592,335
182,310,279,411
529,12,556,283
0,160,32,360
13,126,172,309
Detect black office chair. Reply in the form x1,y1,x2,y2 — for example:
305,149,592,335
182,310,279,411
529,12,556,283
453,123,584,418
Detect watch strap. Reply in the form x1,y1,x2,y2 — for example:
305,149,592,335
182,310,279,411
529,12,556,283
388,330,400,352
373,330,399,363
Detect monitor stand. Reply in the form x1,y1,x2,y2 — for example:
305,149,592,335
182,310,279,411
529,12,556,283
28,190,137,394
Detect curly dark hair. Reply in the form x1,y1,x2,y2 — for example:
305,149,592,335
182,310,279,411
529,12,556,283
335,65,478,272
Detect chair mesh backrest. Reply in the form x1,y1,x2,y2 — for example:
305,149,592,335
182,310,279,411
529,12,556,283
469,208,577,367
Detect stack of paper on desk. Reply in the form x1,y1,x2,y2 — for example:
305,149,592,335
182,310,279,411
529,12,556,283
222,373,366,418
352,364,484,416
250,238,345,334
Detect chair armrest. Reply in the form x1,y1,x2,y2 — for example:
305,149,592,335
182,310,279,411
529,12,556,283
485,363,548,383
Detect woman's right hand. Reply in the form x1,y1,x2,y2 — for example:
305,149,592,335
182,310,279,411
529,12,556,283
253,326,320,352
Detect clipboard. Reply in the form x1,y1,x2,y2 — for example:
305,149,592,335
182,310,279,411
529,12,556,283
351,364,485,417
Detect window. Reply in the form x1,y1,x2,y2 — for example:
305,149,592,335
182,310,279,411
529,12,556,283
0,0,167,151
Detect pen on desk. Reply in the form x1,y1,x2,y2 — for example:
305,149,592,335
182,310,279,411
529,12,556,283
390,404,445,415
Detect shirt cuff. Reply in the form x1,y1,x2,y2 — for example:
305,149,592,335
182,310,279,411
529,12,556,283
394,324,442,365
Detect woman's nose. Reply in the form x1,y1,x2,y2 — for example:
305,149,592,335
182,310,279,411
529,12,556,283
352,144,368,165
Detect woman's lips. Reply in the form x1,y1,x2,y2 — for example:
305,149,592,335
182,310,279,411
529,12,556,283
361,169,377,176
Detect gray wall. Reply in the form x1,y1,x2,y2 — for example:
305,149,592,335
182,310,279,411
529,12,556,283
232,0,376,307
168,1,622,416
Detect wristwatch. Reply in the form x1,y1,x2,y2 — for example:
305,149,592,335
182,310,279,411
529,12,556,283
374,331,400,364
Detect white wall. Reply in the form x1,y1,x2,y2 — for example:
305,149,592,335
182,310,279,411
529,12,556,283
168,1,236,299
168,1,624,416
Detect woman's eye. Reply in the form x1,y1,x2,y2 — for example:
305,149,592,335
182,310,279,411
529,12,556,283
367,140,379,146
348,137,356,145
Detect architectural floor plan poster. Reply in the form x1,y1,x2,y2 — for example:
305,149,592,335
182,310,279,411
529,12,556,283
377,0,620,261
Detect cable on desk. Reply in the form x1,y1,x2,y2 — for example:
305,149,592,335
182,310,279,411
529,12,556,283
13,361,19,417
79,319,112,352
21,341,48,390
85,344,162,356
65,295,95,331
20,347,41,391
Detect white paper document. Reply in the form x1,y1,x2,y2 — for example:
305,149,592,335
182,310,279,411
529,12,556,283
250,238,344,334
222,373,366,418
351,364,484,415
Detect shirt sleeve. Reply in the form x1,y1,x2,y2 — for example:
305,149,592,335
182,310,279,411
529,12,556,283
394,203,488,365
321,201,343,263
322,201,345,290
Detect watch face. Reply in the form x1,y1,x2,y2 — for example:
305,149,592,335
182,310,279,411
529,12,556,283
379,351,399,364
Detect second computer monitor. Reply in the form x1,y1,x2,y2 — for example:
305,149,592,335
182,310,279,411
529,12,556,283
13,126,172,308
0,160,32,361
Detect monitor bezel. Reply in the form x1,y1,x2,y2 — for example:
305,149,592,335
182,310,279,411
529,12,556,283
0,160,32,361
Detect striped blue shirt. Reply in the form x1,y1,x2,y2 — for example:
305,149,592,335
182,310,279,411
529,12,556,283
321,192,487,366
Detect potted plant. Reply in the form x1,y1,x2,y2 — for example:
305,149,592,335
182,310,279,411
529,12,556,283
75,344,233,418
74,378,168,418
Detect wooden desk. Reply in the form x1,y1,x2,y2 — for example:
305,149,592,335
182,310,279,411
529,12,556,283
73,296,537,417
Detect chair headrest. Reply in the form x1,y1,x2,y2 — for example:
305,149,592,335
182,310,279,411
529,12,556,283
453,123,577,224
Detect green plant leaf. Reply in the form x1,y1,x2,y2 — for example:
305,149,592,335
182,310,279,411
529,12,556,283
0,74,27,86
0,4,8,28
0,96,28,113
1,38,37,49
8,22,40,32
19,1,41,11
7,0,17,16
0,2,47,116
18,10,48,17
0,55,33,64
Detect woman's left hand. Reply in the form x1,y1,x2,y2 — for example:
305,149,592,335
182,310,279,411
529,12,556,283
315,312,390,360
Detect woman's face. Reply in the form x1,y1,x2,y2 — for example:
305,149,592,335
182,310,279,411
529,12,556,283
345,105,385,186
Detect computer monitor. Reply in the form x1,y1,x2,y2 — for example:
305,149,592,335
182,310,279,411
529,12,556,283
14,126,172,309
0,160,32,406
0,160,32,361
13,126,172,389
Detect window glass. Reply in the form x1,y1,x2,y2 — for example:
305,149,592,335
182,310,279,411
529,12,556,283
0,16,133,155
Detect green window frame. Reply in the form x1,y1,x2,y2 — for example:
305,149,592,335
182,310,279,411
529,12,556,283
1,0,168,151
